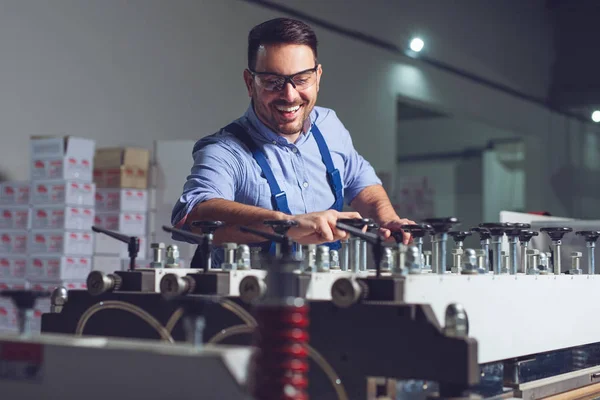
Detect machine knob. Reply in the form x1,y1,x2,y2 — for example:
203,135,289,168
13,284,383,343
331,278,367,308
461,249,478,275
576,230,600,243
366,222,380,234
540,227,573,241
400,224,432,238
570,252,583,275
50,286,68,313
160,274,195,299
518,230,539,243
444,303,469,338
505,223,531,238
329,250,340,269
337,218,373,229
263,219,298,235
478,223,514,237
165,245,180,268
422,217,460,233
236,244,251,270
239,275,266,304
315,245,331,272
86,271,122,296
191,220,225,235
449,231,473,243
471,227,491,241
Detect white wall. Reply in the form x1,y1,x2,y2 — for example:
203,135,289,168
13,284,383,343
0,0,595,222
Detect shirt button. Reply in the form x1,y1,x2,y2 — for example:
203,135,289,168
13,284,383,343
302,182,309,188
272,140,277,145
292,147,298,153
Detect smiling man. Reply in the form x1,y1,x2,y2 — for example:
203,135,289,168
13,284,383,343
172,18,414,265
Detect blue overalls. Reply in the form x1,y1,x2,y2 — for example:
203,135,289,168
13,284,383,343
190,121,344,268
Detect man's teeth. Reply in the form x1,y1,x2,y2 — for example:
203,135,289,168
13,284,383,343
276,105,300,112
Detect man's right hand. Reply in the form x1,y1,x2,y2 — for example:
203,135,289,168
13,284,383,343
286,210,363,244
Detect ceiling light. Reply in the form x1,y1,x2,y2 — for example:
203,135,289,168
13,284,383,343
409,37,424,53
592,110,600,123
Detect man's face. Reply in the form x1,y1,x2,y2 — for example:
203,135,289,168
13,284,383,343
244,44,322,137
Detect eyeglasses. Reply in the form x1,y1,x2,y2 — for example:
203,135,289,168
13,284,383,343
249,66,318,92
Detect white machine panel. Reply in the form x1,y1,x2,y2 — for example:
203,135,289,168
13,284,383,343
403,273,599,364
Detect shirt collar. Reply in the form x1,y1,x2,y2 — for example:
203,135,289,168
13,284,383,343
243,102,316,146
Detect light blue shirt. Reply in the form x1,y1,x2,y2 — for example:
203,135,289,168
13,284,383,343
171,104,381,229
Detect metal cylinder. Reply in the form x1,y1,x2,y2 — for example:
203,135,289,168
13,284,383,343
571,252,582,274
501,251,510,274
509,237,518,275
423,250,432,270
393,244,406,275
250,247,262,269
330,250,340,269
492,236,502,275
414,237,424,267
552,241,562,275
431,235,439,273
165,245,180,267
350,237,361,273
476,249,487,272
315,245,330,272
205,234,213,270
520,242,529,273
539,252,549,274
236,245,251,270
340,239,349,271
221,243,238,270
381,247,393,271
588,242,596,275
360,239,368,271
152,243,165,263
305,245,316,272
295,243,303,261
452,248,463,273
439,232,448,274
481,239,490,271
18,308,34,336
406,245,421,274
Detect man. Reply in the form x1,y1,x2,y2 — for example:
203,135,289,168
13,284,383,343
172,17,414,265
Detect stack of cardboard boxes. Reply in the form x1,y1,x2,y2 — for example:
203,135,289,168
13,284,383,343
93,147,150,272
0,136,96,333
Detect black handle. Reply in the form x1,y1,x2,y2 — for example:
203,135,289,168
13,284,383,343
191,220,225,234
240,226,293,256
337,218,373,229
540,227,573,241
576,230,600,243
449,231,472,242
478,222,514,236
471,227,491,240
162,225,205,244
422,217,459,233
337,222,385,277
518,230,539,243
92,226,139,271
264,219,298,235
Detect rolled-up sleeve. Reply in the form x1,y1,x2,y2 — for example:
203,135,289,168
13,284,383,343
171,137,241,229
339,123,382,205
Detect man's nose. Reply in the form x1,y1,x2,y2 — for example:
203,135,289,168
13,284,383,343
280,81,299,102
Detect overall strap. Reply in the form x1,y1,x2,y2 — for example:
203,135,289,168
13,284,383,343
225,122,292,215
311,124,344,212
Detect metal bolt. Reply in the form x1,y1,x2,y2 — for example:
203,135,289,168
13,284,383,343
501,251,510,274
236,245,251,270
422,250,432,270
526,249,540,275
315,245,330,272
221,243,238,270
444,303,469,338
165,245,180,268
330,250,340,269
305,245,316,272
150,242,166,268
405,246,422,274
475,249,487,274
50,286,68,313
451,248,463,274
461,249,479,275
381,247,394,271
570,251,583,275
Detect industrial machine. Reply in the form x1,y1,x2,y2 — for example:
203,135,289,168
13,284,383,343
4,214,600,399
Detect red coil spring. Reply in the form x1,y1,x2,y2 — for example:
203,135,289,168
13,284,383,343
249,302,310,400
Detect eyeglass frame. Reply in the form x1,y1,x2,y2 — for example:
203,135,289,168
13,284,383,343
247,65,320,91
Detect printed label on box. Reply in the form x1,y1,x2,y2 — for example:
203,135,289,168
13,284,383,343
0,183,30,205
0,208,30,230
0,232,27,254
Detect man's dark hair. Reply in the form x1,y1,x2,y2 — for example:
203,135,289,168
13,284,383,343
247,18,318,70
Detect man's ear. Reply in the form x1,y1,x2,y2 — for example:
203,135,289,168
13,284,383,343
243,69,253,97
316,64,323,92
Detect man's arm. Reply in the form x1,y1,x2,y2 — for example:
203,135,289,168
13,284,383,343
350,185,415,244
188,198,363,245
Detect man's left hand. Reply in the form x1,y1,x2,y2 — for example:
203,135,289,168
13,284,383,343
379,218,417,244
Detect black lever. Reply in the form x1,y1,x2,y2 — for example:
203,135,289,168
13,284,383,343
337,222,385,277
0,290,51,335
92,226,139,271
162,225,212,273
239,226,294,258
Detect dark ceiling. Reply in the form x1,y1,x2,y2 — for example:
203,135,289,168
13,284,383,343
547,0,600,112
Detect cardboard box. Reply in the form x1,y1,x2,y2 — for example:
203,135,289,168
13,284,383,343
0,231,28,254
94,233,147,259
0,256,27,279
30,136,95,182
95,188,148,212
31,205,94,230
94,147,149,189
30,180,95,206
28,230,94,256
0,181,30,205
94,211,147,236
0,206,30,230
27,255,92,281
